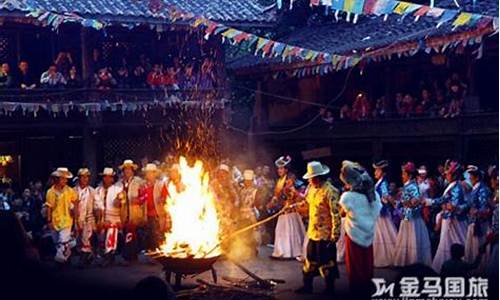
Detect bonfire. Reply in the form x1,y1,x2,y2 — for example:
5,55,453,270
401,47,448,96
158,156,221,259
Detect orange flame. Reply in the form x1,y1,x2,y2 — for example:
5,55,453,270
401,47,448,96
159,156,221,258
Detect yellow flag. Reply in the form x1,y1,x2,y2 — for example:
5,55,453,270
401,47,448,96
394,2,411,15
452,12,473,27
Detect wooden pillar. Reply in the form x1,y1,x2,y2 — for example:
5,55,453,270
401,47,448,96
82,127,98,183
80,27,91,81
15,31,21,63
466,54,477,96
254,81,263,128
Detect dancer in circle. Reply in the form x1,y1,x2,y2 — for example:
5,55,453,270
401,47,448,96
372,160,397,267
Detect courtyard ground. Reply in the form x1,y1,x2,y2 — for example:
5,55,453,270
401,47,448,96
51,247,399,300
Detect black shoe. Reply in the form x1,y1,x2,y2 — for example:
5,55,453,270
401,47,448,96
294,286,313,294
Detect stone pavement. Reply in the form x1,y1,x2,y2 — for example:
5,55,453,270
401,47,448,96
53,247,398,300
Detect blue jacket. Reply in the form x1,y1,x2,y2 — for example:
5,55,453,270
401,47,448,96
468,181,491,223
400,180,422,220
436,181,468,221
375,177,391,216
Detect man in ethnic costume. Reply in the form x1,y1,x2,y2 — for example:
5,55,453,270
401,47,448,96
95,167,124,267
295,161,340,296
116,159,144,262
238,169,261,255
74,168,98,266
138,163,168,251
46,167,78,264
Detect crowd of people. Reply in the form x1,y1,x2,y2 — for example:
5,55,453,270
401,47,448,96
0,154,498,297
319,73,470,124
0,48,220,92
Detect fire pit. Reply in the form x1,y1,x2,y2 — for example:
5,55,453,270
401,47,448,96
151,254,220,288
152,157,222,289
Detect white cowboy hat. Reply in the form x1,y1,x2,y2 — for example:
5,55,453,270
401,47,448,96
275,155,292,168
418,165,428,175
99,167,115,176
77,168,91,176
243,169,255,181
119,159,138,170
51,167,73,179
143,163,159,173
218,164,230,173
303,161,330,179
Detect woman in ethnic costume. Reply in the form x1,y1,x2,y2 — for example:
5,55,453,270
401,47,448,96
339,161,381,298
268,156,305,259
372,160,397,267
393,162,432,266
432,160,470,272
464,165,492,270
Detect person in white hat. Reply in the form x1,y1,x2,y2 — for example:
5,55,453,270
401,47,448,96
237,169,261,256
116,159,144,262
74,168,98,267
45,167,78,264
269,155,305,260
295,161,339,296
371,160,397,268
211,163,240,240
95,167,124,267
417,165,431,199
138,163,168,251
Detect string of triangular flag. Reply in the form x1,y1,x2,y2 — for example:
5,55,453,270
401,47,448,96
168,7,363,71
268,23,490,79
279,0,498,30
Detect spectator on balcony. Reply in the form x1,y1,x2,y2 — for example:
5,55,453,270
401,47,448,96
139,54,152,73
90,48,105,75
319,107,334,125
446,73,467,96
116,65,130,88
415,89,433,116
351,93,371,121
445,81,464,118
54,52,74,79
66,66,83,89
339,104,352,120
400,94,416,118
198,58,216,90
434,89,448,117
40,65,66,89
131,65,147,88
395,92,404,117
147,64,164,90
93,67,117,90
373,96,389,118
0,63,14,88
163,66,179,90
180,64,197,90
16,61,36,90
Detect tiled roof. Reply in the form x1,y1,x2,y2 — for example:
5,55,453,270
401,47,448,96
227,0,498,70
0,0,276,24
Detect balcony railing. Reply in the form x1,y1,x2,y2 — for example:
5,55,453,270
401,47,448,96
266,112,499,141
0,87,225,102
0,88,229,126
